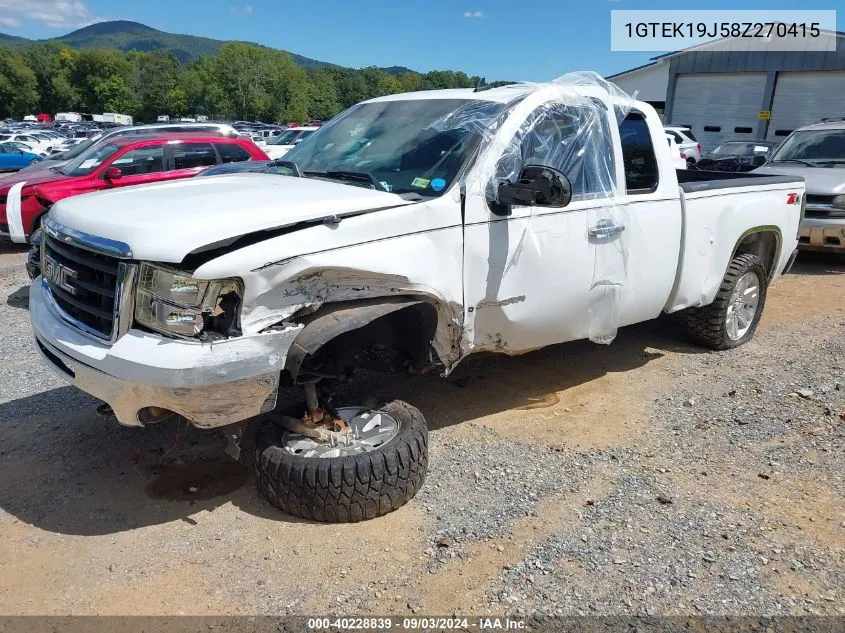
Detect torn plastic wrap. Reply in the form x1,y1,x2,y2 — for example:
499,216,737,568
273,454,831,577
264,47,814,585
432,72,636,345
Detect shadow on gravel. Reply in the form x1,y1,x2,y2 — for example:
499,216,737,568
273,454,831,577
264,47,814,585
5,285,29,309
0,241,28,255
790,251,845,276
0,387,286,536
0,318,703,536
348,317,709,432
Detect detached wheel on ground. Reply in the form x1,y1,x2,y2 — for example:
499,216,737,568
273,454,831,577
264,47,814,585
683,253,768,350
254,399,428,522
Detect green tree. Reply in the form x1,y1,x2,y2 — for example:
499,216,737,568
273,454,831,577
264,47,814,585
95,75,138,113
215,42,269,119
307,69,340,120
70,49,134,113
25,42,79,113
377,74,403,96
130,50,181,120
182,55,230,118
397,72,422,93
166,87,189,116
261,49,310,123
0,48,39,118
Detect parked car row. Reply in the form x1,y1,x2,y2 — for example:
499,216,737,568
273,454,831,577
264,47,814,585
0,130,268,244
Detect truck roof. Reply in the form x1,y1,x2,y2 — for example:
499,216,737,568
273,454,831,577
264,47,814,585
363,81,647,111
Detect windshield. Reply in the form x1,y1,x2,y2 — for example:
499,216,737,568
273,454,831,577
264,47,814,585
711,142,772,157
270,130,305,145
60,142,121,176
58,138,98,160
770,130,845,165
284,99,507,196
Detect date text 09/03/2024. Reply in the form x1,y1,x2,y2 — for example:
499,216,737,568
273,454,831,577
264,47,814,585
306,617,525,630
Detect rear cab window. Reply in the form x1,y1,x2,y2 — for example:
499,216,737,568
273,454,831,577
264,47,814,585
619,112,659,194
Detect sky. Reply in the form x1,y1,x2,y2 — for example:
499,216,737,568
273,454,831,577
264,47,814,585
0,0,841,81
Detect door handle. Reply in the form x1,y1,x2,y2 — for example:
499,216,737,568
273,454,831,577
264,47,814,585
588,219,626,239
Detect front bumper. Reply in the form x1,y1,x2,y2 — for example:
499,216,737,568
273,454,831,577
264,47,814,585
30,278,303,428
799,216,845,252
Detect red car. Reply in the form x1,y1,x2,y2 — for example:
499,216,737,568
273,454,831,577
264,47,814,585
0,133,268,243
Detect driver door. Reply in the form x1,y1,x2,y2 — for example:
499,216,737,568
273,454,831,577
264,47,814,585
104,145,167,188
462,94,629,353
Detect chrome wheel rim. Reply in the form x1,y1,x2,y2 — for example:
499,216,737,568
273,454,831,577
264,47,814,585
281,407,400,458
726,271,760,341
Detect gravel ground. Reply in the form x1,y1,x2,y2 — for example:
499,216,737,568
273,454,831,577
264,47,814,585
0,241,843,619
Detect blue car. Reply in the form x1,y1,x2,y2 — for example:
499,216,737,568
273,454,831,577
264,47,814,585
0,142,42,172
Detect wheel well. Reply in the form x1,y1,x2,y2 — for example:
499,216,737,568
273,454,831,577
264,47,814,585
286,300,440,381
733,229,781,281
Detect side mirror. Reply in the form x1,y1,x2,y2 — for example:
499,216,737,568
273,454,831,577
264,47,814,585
492,165,572,214
104,166,122,180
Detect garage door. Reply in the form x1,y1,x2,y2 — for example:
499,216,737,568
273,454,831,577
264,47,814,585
670,73,768,152
767,72,845,140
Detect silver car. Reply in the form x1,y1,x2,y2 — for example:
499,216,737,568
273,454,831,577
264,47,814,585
754,120,845,253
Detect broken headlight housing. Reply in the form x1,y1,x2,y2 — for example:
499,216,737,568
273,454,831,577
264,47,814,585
134,263,244,338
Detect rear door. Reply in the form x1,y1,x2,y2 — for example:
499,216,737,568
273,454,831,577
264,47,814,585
164,141,220,178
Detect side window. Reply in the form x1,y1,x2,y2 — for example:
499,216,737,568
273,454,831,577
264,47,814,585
668,131,683,143
497,102,615,199
619,113,659,194
172,143,218,169
110,146,165,176
216,143,252,163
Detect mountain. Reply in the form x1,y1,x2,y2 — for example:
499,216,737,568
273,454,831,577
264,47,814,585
0,20,414,73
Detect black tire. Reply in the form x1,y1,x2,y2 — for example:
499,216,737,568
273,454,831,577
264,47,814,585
683,253,768,350
254,399,428,522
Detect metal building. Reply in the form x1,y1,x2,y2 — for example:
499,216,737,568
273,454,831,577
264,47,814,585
608,31,845,150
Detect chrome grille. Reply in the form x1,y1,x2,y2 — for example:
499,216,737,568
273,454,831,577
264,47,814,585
41,218,135,342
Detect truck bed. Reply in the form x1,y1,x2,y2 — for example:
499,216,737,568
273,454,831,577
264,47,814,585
676,169,803,193
666,170,804,314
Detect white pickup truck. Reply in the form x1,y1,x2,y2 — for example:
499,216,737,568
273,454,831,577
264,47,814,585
29,76,804,523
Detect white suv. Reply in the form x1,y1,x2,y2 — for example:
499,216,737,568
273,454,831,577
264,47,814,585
665,126,702,166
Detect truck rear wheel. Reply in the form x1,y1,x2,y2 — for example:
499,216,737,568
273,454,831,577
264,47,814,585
683,253,768,350
254,400,428,522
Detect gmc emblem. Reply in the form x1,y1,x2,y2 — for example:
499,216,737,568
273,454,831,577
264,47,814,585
43,255,78,295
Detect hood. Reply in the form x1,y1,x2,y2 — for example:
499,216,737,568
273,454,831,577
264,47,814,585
753,163,845,194
20,157,68,172
49,173,412,262
0,166,67,192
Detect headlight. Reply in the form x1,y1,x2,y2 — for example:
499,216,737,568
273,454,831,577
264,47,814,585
134,262,243,338
832,195,845,209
